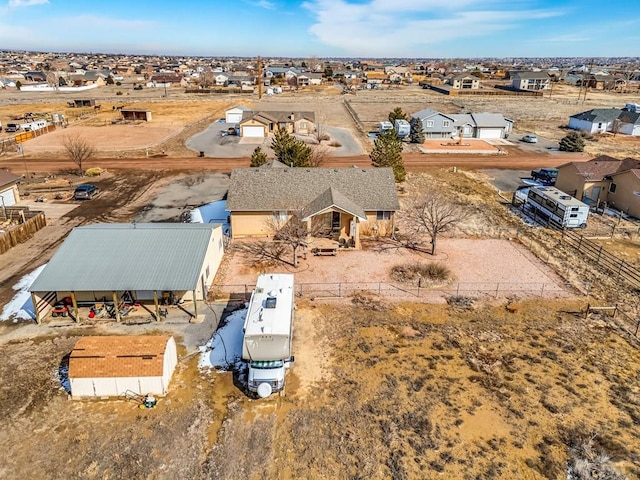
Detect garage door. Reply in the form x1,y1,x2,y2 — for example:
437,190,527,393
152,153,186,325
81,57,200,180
0,188,16,206
226,113,243,124
242,126,265,137
477,128,503,139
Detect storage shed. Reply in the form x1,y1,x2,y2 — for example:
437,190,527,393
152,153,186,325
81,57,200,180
69,335,177,398
0,169,21,207
121,109,152,121
225,105,251,124
29,223,225,323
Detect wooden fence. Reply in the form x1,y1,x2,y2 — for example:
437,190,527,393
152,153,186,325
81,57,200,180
561,230,640,289
0,209,46,254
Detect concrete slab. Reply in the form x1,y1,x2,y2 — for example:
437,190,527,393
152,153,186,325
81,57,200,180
18,200,79,219
238,136,266,145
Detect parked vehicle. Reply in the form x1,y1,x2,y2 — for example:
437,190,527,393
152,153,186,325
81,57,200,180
379,121,393,134
242,273,295,398
530,168,558,185
73,184,99,200
5,122,20,133
394,119,411,138
521,134,538,143
51,301,73,317
526,186,589,229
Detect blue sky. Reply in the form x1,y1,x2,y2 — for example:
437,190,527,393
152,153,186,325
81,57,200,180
0,0,639,58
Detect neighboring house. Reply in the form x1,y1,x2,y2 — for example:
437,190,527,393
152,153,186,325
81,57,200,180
411,109,511,139
68,335,177,398
569,108,640,136
586,74,625,91
0,170,21,207
226,164,400,248
23,71,46,82
555,155,640,206
511,71,551,91
447,74,480,90
29,223,225,323
365,71,388,85
297,73,323,86
147,73,184,87
225,105,252,124
239,111,315,138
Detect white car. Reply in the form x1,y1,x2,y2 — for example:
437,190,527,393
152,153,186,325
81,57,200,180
521,134,538,143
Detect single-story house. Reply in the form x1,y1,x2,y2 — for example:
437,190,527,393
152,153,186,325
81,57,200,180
555,155,640,206
225,105,252,124
226,164,400,248
0,170,21,207
68,335,177,398
411,109,512,139
29,223,225,323
511,71,551,91
239,111,315,138
569,108,640,136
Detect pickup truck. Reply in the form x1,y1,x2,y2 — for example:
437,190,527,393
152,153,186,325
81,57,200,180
530,168,558,185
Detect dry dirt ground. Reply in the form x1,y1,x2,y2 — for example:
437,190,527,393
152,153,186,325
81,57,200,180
2,87,640,479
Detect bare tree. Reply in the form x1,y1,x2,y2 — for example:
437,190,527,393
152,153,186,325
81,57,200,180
264,209,322,267
312,115,329,144
309,144,329,167
62,133,96,175
403,193,466,255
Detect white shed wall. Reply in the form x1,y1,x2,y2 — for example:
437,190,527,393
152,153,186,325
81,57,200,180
569,118,597,133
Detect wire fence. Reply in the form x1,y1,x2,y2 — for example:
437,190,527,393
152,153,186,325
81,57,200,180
212,280,572,303
585,304,640,339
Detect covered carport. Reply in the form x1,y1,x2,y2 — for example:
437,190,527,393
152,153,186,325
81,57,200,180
29,223,225,324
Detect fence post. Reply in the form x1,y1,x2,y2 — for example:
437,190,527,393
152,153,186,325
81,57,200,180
635,319,639,337
597,245,603,262
339,283,342,297
244,284,248,301
540,283,545,297
495,283,499,298
456,283,460,296
378,282,381,295
585,303,590,319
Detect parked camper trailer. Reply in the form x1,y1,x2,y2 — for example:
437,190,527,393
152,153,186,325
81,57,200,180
526,186,589,229
21,120,48,132
5,122,20,132
242,273,294,398
394,119,411,138
379,121,393,134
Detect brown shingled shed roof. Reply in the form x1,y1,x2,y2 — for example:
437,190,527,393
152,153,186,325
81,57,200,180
69,335,172,378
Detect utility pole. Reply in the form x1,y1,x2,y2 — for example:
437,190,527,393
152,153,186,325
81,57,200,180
257,55,263,100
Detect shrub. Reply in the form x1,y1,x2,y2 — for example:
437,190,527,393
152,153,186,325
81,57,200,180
115,81,122,86
85,167,103,177
116,91,123,96
559,131,585,152
328,140,342,147
391,262,452,284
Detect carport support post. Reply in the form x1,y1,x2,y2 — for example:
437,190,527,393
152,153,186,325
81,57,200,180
31,292,41,324
70,292,79,323
153,290,160,321
112,291,121,322
193,290,198,318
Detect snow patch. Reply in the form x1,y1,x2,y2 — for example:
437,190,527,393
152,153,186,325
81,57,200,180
0,264,47,322
198,306,247,371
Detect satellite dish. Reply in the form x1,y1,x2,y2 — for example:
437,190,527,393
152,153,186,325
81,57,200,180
257,382,273,398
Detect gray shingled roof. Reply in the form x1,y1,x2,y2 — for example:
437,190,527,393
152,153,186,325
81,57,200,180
411,108,441,120
471,113,507,128
302,187,367,220
240,111,315,124
570,108,623,123
0,169,20,189
29,223,221,293
512,71,550,79
227,167,399,212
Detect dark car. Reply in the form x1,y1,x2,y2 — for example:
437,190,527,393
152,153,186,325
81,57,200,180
530,168,558,185
73,184,99,200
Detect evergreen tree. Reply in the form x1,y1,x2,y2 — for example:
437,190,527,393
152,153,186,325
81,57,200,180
388,107,408,125
370,129,406,182
271,128,312,167
250,146,269,167
559,131,585,152
409,117,425,144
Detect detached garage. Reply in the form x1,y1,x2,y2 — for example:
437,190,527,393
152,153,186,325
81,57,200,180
225,105,251,124
69,335,177,398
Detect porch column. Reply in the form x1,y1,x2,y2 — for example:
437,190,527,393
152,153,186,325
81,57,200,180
354,218,361,249
193,290,198,318
153,290,160,322
70,292,79,323
31,292,41,324
112,291,121,322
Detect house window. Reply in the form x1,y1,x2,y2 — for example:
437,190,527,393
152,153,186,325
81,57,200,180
300,122,307,129
273,211,287,221
609,183,617,193
426,120,434,127
443,120,450,127
376,211,392,221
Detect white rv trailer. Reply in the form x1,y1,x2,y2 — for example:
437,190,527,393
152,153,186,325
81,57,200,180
526,186,589,229
242,273,294,398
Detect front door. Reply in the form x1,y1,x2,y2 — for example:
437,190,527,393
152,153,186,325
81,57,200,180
332,212,341,234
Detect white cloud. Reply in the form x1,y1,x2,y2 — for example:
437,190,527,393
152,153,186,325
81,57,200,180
303,0,564,56
8,0,49,7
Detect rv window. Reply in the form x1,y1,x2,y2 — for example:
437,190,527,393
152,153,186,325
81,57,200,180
571,207,580,211
609,183,617,193
265,297,277,309
570,214,578,218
